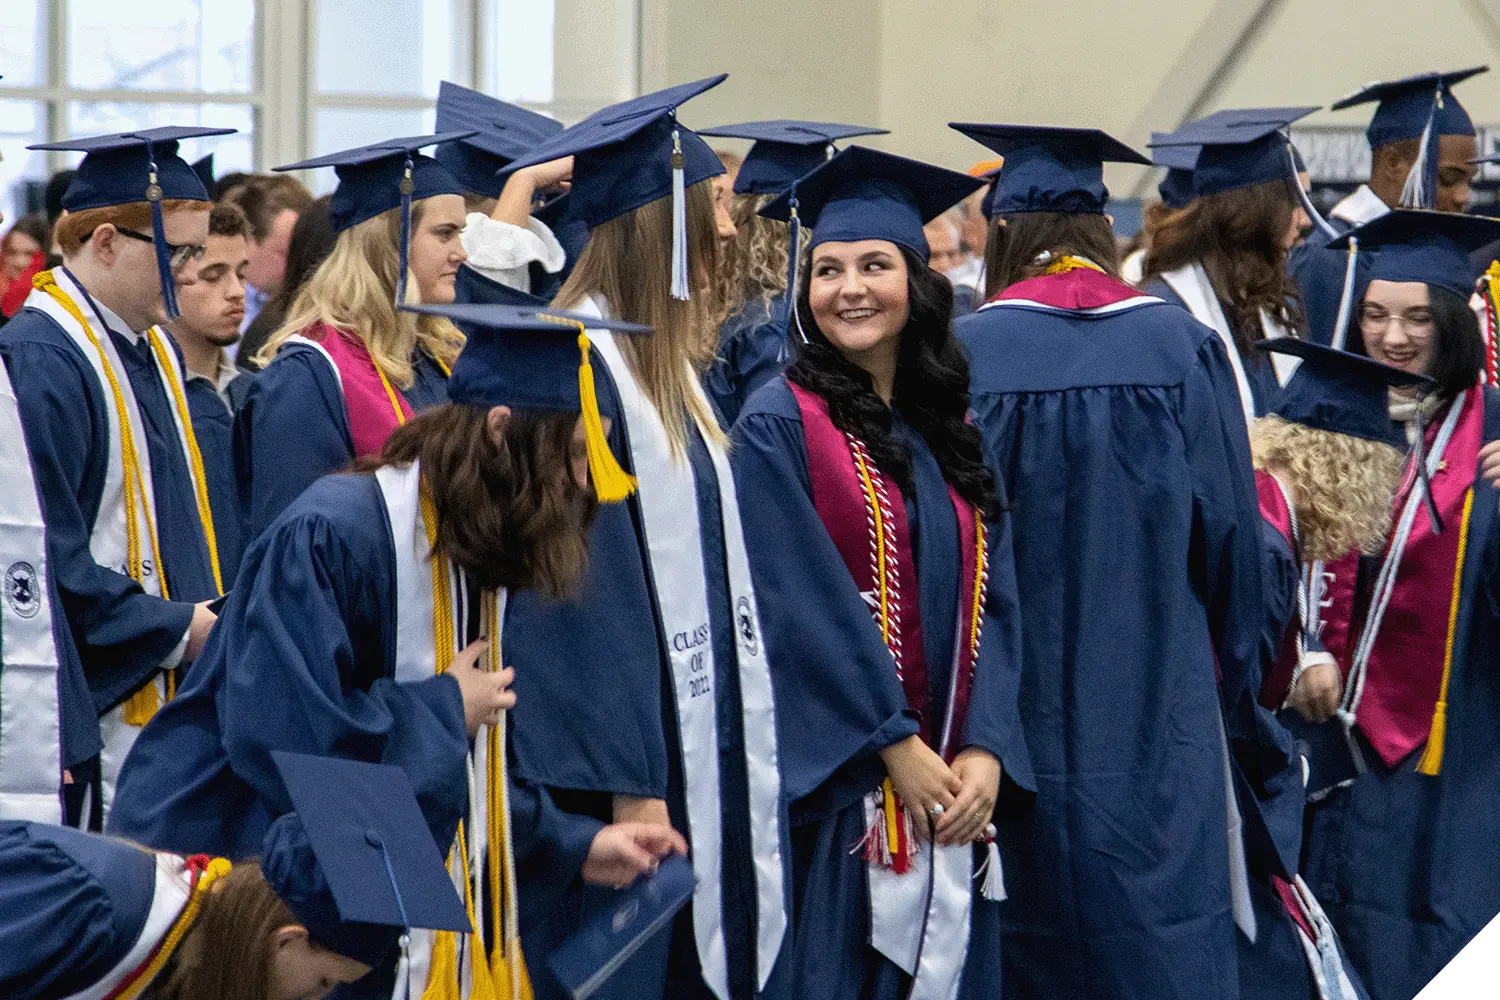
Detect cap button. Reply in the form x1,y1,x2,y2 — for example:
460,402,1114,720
365,829,384,848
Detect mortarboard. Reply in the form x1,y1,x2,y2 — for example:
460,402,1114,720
275,133,475,305
949,123,1149,216
1150,131,1199,209
263,752,470,969
697,120,889,196
191,154,215,194
976,164,1004,220
1329,209,1500,298
401,301,652,502
434,81,564,198
30,126,238,319
1149,107,1317,199
1259,337,1432,448
1332,67,1487,209
502,76,728,300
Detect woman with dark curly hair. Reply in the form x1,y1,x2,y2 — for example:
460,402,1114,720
1142,110,1313,426
732,146,1033,1000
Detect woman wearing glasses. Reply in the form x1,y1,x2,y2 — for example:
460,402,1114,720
237,136,469,540
1293,210,1500,1000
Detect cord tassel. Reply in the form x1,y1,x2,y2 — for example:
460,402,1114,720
1286,140,1338,242
146,152,180,320
786,195,809,346
397,155,416,307
1399,87,1441,209
1329,236,1359,351
977,826,1006,902
577,329,637,502
670,127,690,301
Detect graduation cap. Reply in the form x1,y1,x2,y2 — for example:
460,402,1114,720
1150,131,1200,210
1329,208,1500,297
1332,67,1487,209
1259,337,1432,447
191,154,215,193
503,75,728,301
401,301,652,502
975,163,1004,220
275,133,474,306
696,120,889,196
262,752,470,969
30,126,237,319
1149,107,1317,199
433,81,564,198
948,123,1149,216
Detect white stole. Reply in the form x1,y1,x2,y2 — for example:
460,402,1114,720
376,459,501,1000
583,295,786,999
0,359,63,822
1159,263,1296,428
22,272,200,816
65,851,192,1000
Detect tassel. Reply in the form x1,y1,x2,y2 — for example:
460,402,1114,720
1416,703,1447,775
785,195,808,346
576,329,637,502
1329,236,1359,351
122,678,160,726
859,779,916,873
1399,88,1441,209
396,155,416,307
466,930,498,1000
1287,140,1339,242
491,948,534,1000
145,150,180,320
422,931,461,1000
977,827,1006,902
670,127,690,301
1482,263,1500,386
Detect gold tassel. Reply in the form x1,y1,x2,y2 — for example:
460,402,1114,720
121,681,160,726
1417,704,1447,776
492,948,534,1000
576,329,637,503
421,931,460,1000
1417,488,1473,776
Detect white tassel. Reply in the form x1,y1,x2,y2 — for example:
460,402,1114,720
1399,89,1440,209
1329,236,1359,351
671,127,690,301
978,825,1006,902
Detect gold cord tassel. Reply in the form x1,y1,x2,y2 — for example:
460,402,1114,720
576,329,637,503
121,682,161,726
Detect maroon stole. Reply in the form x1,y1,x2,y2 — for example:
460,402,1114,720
1320,388,1484,768
300,321,417,460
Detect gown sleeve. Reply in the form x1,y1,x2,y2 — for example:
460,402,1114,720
213,509,471,830
730,392,919,809
234,347,352,541
0,337,193,712
509,778,605,926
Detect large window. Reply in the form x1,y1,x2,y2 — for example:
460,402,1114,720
0,0,641,218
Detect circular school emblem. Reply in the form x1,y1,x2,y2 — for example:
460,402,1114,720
736,596,759,656
5,562,40,619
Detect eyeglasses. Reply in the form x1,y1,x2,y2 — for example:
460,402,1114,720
1358,304,1435,336
85,225,206,271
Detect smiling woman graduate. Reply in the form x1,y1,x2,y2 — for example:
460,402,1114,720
733,145,1034,1000
236,134,474,540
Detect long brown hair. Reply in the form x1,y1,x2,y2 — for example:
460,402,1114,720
553,180,725,454
983,212,1121,299
716,192,796,326
147,863,296,1000
258,200,465,387
366,403,597,598
1142,178,1305,354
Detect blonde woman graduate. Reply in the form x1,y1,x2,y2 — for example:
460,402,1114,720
498,76,791,1000
237,134,472,539
107,304,684,1000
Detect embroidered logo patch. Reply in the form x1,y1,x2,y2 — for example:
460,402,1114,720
5,562,40,619
736,596,759,656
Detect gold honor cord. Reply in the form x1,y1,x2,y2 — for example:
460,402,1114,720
1040,254,1106,276
1416,487,1474,776
32,270,174,723
418,488,530,1000
534,314,637,503
112,856,233,1000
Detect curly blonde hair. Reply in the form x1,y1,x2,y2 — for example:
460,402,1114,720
1250,414,1405,561
715,193,800,328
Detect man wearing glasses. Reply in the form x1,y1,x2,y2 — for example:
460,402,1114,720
0,128,230,831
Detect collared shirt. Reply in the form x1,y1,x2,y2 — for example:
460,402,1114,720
183,350,241,411
1331,184,1390,228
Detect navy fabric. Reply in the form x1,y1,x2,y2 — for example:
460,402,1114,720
1260,337,1431,447
0,820,157,1000
504,76,727,231
275,135,473,232
758,146,982,263
1329,67,1485,147
1288,215,1366,348
30,127,232,211
453,262,548,309
1140,276,1283,419
703,293,790,428
0,298,214,717
1150,108,1316,199
730,377,1033,999
1331,209,1500,298
233,341,450,541
433,81,564,198
697,120,888,196
958,290,1267,999
183,377,245,581
950,123,1149,216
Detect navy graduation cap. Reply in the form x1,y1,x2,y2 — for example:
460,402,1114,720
949,123,1149,216
30,126,237,319
976,163,1004,220
1149,132,1199,209
191,153,215,193
434,81,564,198
275,132,474,305
1329,208,1500,298
402,301,651,502
1331,67,1487,208
502,75,727,300
1149,106,1317,199
696,119,889,196
263,752,470,969
1259,337,1432,448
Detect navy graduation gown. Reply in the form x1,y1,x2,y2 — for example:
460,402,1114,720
0,820,157,1000
958,282,1267,1000
0,305,214,715
183,377,245,583
704,295,790,429
730,378,1034,1000
234,342,451,541
1301,387,1500,1000
1142,276,1282,418
1287,218,1365,349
